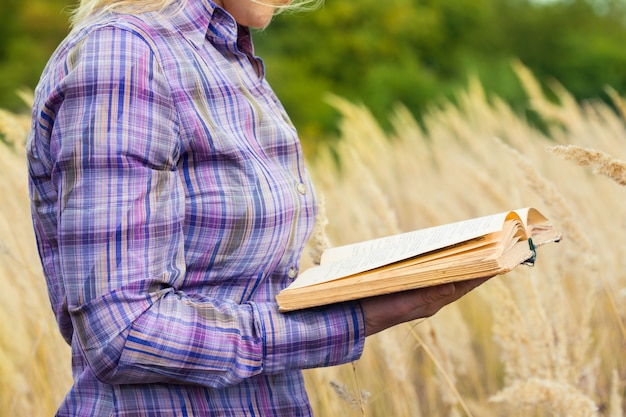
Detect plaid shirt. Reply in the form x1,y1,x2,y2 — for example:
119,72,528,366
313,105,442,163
26,0,365,415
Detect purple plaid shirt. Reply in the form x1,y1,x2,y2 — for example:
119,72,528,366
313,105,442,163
26,0,365,415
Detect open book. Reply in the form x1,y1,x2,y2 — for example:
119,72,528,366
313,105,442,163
276,208,561,312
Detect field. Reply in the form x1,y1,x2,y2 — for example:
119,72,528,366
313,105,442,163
1,65,624,416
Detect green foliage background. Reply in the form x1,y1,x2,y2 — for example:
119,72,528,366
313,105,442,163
3,0,626,144
255,0,626,139
0,0,73,111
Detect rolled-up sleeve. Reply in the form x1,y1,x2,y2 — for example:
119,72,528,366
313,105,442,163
254,301,365,373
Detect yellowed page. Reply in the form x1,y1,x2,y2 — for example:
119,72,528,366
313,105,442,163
289,209,527,290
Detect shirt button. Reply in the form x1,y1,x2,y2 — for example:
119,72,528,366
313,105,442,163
296,183,306,195
287,267,298,279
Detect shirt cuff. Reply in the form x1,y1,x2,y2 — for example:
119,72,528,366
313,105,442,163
252,301,366,374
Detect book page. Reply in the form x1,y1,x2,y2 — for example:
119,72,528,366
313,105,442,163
290,210,525,290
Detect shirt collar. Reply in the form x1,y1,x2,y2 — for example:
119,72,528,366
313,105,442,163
167,0,254,56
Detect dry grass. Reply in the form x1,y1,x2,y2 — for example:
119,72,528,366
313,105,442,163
303,65,626,416
547,145,626,187
1,65,625,416
0,100,72,417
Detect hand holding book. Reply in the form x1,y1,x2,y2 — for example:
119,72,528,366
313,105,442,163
360,276,492,336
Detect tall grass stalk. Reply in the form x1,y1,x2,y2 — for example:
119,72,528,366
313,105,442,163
545,144,626,341
409,324,474,417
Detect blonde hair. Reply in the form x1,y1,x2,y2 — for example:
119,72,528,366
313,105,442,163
70,0,183,26
70,0,322,27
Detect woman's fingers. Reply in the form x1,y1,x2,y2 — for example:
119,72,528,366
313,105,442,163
361,277,492,336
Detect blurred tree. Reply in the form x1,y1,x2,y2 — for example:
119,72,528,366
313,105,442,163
256,0,493,136
497,0,626,100
256,0,626,141
0,0,73,112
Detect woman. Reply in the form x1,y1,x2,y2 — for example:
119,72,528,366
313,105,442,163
26,0,488,415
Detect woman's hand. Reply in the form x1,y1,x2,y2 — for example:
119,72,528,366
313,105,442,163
360,277,492,336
